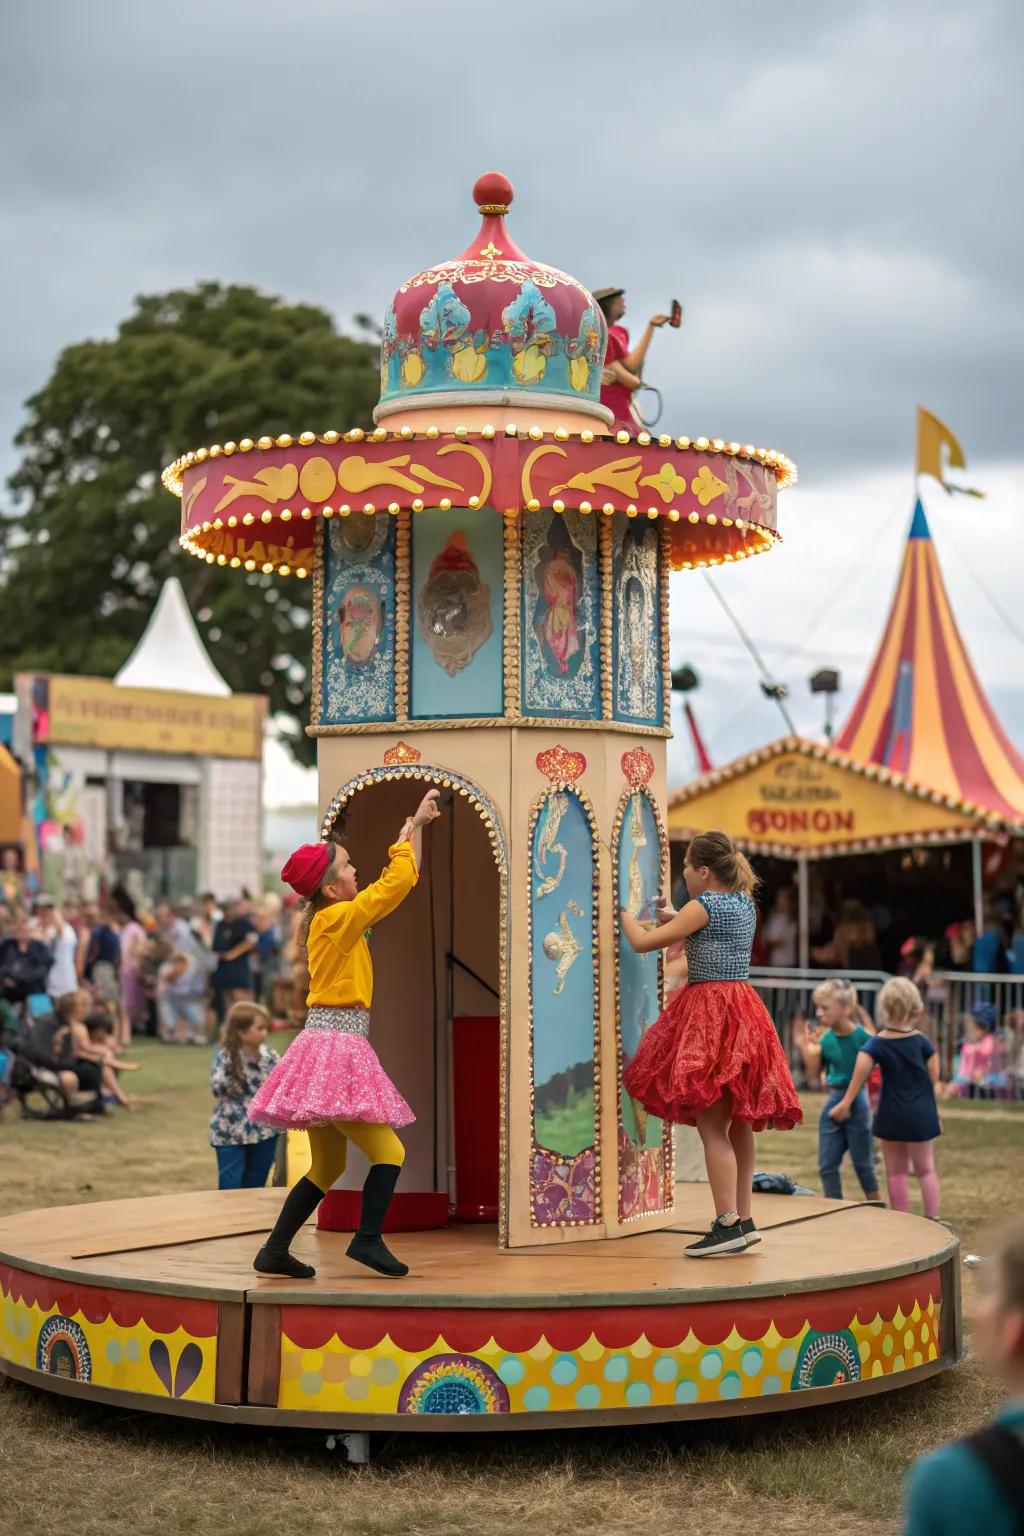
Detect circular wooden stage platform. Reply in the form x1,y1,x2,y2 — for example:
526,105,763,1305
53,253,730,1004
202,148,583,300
0,1189,961,1430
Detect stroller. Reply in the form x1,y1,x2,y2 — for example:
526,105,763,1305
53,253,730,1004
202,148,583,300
0,998,101,1120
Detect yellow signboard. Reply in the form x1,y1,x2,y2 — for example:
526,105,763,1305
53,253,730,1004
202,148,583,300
668,747,977,851
32,675,265,761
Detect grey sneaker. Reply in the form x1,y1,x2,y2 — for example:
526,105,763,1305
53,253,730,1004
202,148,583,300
739,1217,761,1246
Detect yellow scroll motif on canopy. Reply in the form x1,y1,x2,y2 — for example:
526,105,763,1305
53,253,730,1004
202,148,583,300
213,464,299,514
337,455,463,495
691,465,727,505
548,454,643,499
639,463,688,503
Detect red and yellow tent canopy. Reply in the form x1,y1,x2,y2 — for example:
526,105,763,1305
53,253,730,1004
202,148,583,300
837,500,1024,822
668,501,1024,856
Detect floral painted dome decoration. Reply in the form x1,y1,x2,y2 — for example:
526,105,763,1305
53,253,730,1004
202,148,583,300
376,173,610,424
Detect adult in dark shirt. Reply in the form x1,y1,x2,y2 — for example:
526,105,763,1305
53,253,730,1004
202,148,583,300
211,898,257,1022
0,910,53,1004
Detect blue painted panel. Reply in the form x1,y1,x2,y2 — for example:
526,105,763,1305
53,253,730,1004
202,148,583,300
617,791,663,1147
320,515,396,725
612,515,662,726
530,791,597,1158
521,510,600,718
410,507,503,719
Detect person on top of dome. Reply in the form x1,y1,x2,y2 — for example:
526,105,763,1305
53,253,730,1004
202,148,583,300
594,288,670,428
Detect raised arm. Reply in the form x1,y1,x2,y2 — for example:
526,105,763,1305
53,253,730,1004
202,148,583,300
624,315,669,374
828,1049,875,1121
796,1021,824,1080
620,898,708,955
319,791,442,947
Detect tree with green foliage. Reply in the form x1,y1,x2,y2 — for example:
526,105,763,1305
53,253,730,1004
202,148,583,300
0,283,381,765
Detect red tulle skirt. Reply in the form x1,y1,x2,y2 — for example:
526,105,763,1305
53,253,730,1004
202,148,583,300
623,981,803,1132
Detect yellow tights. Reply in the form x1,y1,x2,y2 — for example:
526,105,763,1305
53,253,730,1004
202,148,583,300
307,1120,405,1194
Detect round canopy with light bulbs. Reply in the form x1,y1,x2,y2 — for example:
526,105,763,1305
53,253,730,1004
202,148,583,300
163,173,795,584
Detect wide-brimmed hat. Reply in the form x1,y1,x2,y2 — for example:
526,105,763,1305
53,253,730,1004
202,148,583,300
592,286,625,303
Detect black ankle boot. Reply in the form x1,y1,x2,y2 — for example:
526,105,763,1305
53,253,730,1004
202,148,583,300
346,1163,408,1277
253,1176,324,1279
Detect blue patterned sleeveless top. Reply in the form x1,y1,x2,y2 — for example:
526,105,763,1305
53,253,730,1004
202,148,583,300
684,890,757,982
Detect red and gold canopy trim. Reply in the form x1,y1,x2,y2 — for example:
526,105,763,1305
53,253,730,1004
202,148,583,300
163,424,794,580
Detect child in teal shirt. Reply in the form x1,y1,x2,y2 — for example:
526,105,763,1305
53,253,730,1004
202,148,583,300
799,978,881,1202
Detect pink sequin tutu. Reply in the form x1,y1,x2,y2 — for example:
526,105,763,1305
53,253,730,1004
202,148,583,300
248,1006,415,1130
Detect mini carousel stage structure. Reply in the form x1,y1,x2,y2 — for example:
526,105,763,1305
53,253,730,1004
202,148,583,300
0,174,961,1434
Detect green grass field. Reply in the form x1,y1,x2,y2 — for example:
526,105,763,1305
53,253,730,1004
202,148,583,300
1,1039,1021,1536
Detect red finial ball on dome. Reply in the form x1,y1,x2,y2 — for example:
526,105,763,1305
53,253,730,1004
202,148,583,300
473,171,514,212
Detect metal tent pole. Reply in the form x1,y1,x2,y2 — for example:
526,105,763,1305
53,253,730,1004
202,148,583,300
797,855,810,971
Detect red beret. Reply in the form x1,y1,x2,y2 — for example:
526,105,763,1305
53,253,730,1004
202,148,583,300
280,842,333,898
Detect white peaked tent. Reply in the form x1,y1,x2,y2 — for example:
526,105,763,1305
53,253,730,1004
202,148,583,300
115,577,231,697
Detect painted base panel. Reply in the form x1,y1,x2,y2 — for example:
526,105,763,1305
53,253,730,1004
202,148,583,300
0,1190,961,1429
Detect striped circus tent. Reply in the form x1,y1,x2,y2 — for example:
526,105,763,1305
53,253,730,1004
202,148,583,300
836,500,1024,824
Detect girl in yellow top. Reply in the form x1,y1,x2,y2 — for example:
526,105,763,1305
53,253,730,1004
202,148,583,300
250,789,441,1279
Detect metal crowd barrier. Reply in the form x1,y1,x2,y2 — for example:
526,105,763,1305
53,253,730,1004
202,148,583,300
749,966,1024,1099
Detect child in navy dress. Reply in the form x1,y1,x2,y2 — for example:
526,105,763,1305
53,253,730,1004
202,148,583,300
210,1001,280,1189
829,977,941,1218
622,830,802,1257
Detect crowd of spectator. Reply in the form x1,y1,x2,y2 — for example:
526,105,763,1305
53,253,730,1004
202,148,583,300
0,878,308,1119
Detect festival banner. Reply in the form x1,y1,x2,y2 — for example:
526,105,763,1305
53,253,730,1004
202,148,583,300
21,674,266,761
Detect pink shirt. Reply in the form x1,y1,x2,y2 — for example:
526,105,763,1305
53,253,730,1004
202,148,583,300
600,323,633,424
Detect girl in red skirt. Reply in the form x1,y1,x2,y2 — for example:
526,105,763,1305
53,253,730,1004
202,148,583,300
621,830,802,1256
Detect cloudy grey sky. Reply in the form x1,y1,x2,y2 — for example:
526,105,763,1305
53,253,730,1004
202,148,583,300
3,0,1022,802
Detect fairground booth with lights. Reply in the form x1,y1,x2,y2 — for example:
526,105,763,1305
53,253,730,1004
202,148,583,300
668,497,1024,970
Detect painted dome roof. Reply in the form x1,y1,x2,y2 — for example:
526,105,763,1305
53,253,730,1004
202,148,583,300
376,172,610,424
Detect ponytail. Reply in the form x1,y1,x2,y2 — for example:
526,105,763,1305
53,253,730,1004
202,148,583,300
687,831,760,898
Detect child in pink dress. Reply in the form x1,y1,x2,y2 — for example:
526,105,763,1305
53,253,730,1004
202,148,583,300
250,789,441,1280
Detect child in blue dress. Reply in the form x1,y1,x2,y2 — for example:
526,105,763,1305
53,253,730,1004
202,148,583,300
210,1001,280,1189
829,977,941,1217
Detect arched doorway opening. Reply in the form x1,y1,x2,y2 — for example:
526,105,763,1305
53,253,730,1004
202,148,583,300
318,766,507,1230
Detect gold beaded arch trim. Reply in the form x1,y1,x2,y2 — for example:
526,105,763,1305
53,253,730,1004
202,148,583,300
526,781,603,1230
610,780,674,1222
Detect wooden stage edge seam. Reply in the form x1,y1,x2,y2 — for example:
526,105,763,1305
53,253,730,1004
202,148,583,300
34,1196,877,1263
663,1198,863,1238
0,1352,956,1431
0,1238,960,1310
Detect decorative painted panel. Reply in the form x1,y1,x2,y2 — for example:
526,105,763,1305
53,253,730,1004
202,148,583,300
274,1266,943,1416
528,788,599,1226
321,513,396,725
612,515,662,726
410,507,504,719
521,510,600,718
0,1263,218,1403
615,787,672,1220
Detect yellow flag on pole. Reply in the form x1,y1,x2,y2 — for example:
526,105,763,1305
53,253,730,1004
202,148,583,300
916,407,984,496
